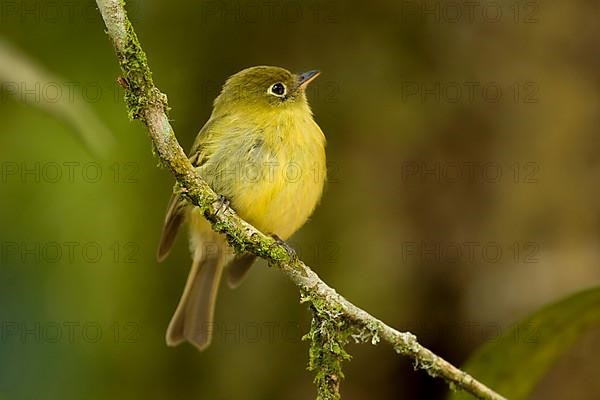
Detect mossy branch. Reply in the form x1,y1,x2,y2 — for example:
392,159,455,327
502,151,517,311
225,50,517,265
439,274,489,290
95,1,507,399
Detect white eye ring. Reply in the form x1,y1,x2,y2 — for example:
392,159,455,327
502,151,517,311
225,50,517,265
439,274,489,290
268,82,287,97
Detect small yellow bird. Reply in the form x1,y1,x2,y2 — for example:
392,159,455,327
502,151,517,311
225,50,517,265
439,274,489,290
157,66,327,350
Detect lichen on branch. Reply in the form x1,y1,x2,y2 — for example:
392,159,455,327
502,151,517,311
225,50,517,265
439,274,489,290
302,292,353,400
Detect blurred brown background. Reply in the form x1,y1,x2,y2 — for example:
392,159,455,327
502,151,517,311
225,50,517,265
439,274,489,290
1,1,599,399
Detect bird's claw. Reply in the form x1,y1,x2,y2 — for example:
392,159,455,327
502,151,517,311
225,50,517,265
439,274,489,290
214,195,231,217
270,234,297,260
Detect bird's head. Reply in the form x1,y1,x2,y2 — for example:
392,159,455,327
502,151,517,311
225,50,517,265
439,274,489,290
213,66,320,115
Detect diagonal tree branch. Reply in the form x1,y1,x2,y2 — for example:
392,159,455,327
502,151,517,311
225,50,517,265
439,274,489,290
95,1,507,399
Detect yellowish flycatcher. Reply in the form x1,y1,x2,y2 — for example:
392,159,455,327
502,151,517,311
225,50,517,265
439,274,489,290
157,66,326,350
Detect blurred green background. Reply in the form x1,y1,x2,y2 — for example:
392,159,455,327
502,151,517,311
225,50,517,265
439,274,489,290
1,0,599,399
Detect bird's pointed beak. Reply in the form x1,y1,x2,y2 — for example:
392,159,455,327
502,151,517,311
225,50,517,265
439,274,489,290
298,70,321,90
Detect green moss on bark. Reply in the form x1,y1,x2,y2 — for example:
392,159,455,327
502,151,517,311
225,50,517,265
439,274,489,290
302,292,353,400
113,8,167,120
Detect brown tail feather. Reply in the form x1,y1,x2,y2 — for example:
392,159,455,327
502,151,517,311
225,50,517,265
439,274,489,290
166,252,224,351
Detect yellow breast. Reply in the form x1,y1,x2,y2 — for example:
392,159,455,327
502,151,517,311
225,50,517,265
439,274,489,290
228,110,326,239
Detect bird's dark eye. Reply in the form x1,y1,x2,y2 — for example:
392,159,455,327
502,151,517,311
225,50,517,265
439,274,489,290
269,82,286,97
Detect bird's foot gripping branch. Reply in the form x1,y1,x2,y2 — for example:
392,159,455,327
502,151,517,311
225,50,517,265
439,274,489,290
95,1,506,399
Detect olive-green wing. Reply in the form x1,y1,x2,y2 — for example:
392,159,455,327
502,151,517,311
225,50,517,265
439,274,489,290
156,116,222,262
158,113,258,285
156,192,187,262
226,253,257,288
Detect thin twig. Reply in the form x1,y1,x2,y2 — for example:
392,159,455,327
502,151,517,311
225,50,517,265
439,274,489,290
95,1,507,399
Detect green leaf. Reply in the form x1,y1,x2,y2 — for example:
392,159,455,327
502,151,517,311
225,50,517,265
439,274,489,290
449,287,600,400
0,39,114,158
